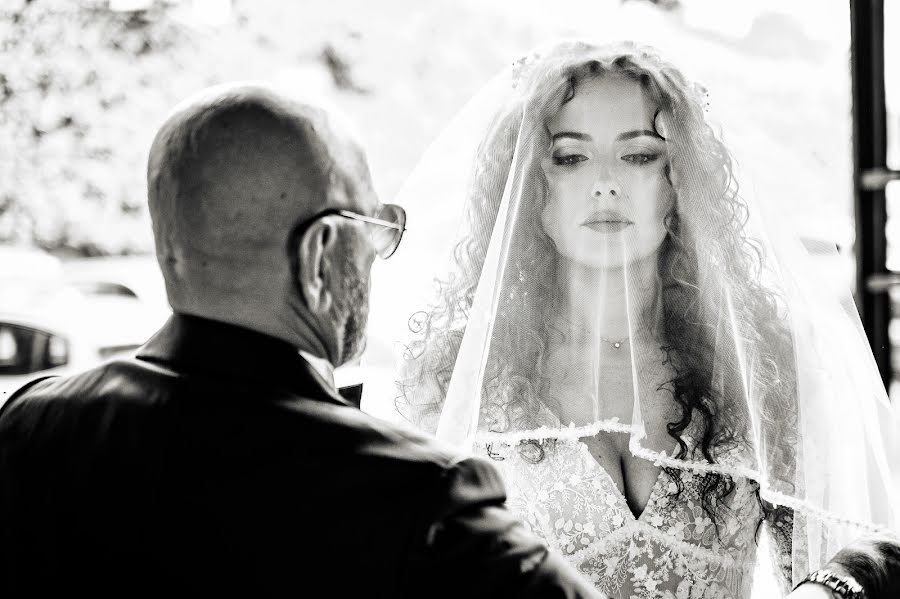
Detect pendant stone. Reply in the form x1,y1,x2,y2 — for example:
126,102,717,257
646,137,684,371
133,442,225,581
613,342,621,348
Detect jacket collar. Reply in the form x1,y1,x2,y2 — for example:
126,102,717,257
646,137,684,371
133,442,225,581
136,313,352,408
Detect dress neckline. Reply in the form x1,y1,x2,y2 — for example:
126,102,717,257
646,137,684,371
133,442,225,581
575,439,666,522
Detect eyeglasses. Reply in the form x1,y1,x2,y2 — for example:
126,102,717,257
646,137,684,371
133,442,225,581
288,203,406,259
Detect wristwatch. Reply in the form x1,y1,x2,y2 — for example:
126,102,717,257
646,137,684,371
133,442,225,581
794,569,866,599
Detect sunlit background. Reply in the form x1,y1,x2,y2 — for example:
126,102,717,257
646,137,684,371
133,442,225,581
2,0,898,406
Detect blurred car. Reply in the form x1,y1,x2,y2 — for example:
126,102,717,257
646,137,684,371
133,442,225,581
62,254,170,316
0,280,166,406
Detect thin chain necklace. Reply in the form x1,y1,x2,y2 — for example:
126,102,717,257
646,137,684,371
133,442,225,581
599,335,629,350
551,306,632,349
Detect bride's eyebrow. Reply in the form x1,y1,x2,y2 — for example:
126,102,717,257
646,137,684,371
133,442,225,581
617,129,663,141
550,129,664,143
550,131,591,142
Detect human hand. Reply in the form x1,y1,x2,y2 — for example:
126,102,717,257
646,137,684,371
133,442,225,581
788,532,900,599
785,584,839,599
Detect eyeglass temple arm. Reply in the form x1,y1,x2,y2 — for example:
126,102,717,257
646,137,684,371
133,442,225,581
337,210,405,231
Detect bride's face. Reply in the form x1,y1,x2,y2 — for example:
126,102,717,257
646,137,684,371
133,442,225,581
541,74,673,270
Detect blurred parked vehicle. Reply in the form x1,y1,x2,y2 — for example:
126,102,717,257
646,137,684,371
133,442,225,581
0,283,165,405
63,254,170,315
1,248,169,405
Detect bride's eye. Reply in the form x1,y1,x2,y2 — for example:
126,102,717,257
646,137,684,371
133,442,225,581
552,153,588,166
621,153,659,165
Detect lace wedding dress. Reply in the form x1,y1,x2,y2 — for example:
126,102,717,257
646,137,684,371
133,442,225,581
486,434,764,599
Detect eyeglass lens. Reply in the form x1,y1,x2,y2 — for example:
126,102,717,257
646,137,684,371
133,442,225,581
372,204,406,258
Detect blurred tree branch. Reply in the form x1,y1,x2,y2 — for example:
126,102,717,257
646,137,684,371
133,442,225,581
0,0,188,255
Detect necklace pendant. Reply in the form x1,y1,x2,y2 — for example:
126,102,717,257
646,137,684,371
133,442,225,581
613,342,621,349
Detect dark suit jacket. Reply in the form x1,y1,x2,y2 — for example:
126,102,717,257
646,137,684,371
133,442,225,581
0,314,599,598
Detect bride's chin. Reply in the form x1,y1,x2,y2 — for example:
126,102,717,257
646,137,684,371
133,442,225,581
563,250,664,278
564,251,629,272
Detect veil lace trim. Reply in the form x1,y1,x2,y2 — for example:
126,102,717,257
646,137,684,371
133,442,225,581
474,417,636,444
476,403,889,535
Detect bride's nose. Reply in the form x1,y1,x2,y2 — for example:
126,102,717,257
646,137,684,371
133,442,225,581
591,173,622,198
591,164,622,198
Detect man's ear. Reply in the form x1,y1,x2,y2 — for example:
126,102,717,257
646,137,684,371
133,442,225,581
296,219,337,315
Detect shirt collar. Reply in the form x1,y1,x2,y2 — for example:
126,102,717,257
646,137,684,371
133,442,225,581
136,313,350,407
297,350,336,390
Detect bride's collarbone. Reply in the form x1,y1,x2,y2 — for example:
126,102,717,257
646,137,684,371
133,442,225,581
543,341,633,371
542,341,673,384
545,369,676,426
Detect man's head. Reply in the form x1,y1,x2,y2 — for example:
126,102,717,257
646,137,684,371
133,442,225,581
147,83,382,366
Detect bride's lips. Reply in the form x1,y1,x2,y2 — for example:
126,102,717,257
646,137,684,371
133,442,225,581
581,210,633,233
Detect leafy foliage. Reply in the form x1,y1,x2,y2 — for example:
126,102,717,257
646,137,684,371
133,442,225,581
1,0,189,254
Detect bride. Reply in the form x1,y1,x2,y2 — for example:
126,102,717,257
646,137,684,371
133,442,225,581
390,40,899,598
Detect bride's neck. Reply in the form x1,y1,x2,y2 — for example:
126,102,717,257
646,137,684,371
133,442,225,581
552,253,663,343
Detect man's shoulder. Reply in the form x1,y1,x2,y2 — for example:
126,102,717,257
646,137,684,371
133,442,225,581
285,396,496,479
0,359,162,434
0,358,495,484
311,405,509,520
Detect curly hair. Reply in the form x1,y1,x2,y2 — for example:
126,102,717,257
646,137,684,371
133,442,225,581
397,41,797,530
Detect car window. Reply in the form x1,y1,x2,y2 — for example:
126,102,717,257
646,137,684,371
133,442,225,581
0,323,69,375
70,281,139,299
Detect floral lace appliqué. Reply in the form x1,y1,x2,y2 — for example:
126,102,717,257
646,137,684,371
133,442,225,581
487,439,761,599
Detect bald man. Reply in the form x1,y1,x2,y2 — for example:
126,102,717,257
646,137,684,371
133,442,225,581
0,85,602,598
